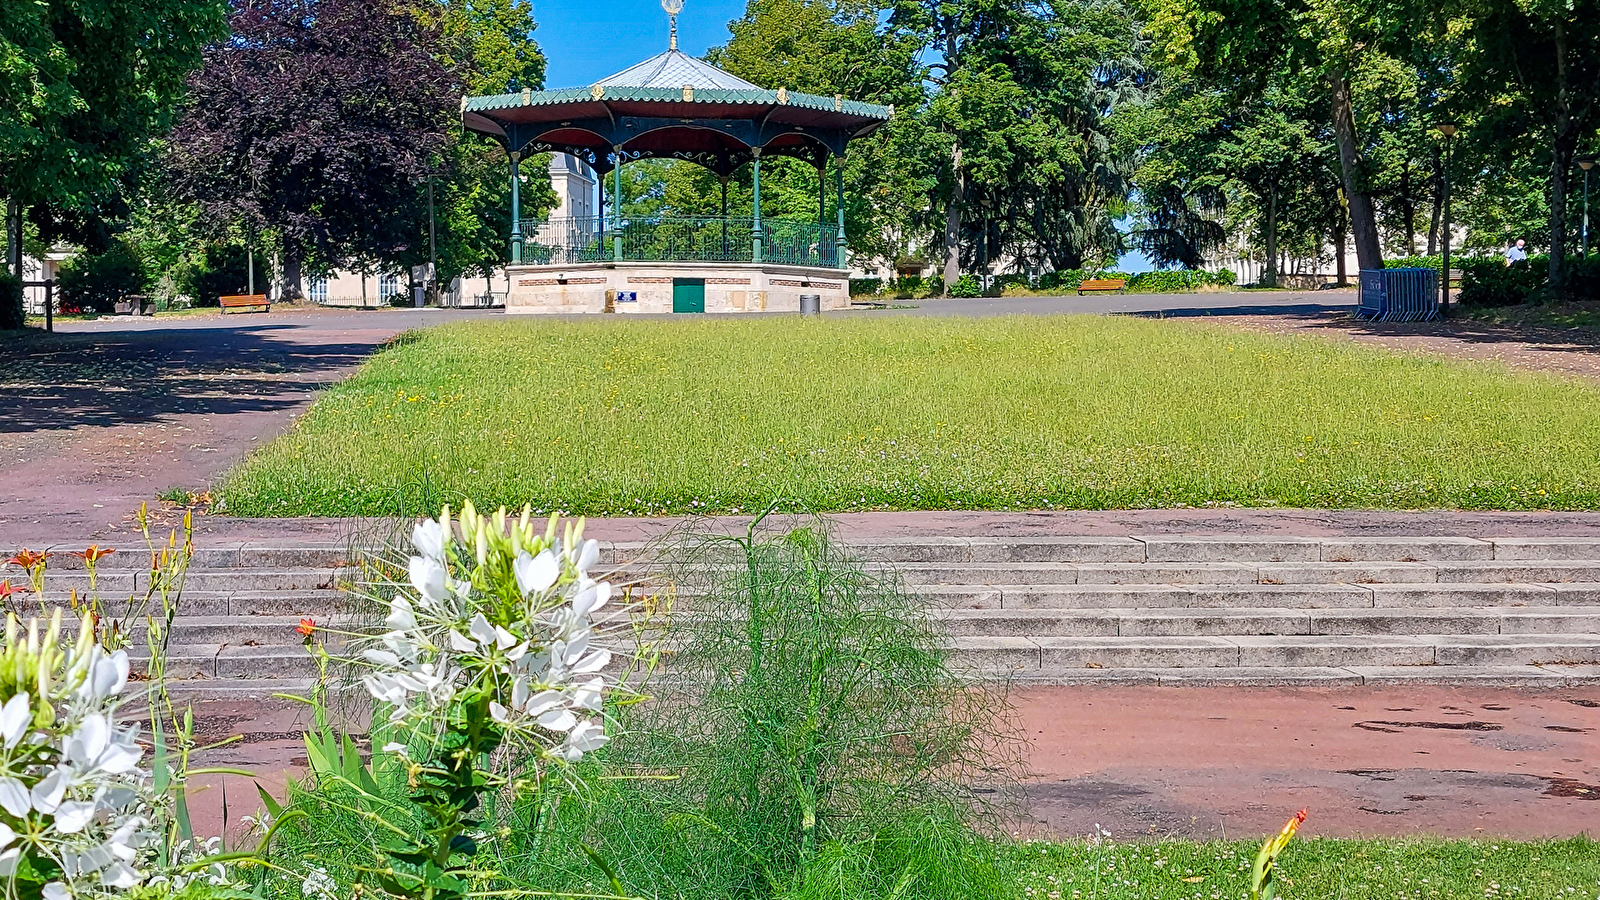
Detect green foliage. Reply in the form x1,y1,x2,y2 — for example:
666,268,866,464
849,277,884,296
0,271,21,330
0,0,226,223
1010,836,1600,900
1032,268,1235,292
218,316,1600,516
529,525,1018,900
948,274,984,297
185,245,250,308
1459,256,1600,306
57,239,149,314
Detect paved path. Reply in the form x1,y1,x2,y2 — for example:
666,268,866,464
0,308,491,538
1017,684,1600,839
176,681,1599,842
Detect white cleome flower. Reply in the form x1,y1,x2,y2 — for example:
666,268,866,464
360,508,617,764
0,611,175,898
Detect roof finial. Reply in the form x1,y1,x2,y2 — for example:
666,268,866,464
662,0,683,50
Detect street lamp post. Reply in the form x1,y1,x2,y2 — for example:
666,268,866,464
1434,122,1458,311
1580,156,1596,259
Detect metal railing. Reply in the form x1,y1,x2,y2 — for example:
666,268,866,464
520,215,841,268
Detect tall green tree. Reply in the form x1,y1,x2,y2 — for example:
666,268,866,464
1145,0,1432,272
1211,90,1327,286
0,0,224,321
168,0,457,299
415,0,553,288
709,0,925,266
1455,0,1600,297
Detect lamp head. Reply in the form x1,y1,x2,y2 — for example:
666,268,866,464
1580,156,1597,171
1435,121,1458,138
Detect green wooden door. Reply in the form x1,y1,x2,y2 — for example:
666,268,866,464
672,278,705,313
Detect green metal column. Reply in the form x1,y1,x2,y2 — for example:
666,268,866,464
612,146,624,262
720,175,730,258
509,151,523,265
751,150,763,263
834,154,847,268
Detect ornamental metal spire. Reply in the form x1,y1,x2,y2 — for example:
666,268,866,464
662,0,683,50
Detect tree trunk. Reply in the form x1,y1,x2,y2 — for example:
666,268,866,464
1335,191,1349,286
1330,71,1383,271
5,200,20,278
1400,159,1416,254
281,244,305,302
1549,131,1576,299
1262,185,1278,288
943,142,963,291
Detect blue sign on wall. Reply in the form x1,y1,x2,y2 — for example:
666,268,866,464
615,291,637,302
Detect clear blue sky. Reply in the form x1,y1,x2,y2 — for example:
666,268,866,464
533,0,750,87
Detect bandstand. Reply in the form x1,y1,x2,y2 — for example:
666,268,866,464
460,2,892,314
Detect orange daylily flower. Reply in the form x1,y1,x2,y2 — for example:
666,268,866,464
296,618,317,637
0,581,29,599
5,550,50,570
70,546,116,564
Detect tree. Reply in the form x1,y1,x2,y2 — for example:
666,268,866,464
1456,0,1600,297
168,0,456,300
1145,0,1432,272
415,0,554,291
0,0,224,322
709,0,926,267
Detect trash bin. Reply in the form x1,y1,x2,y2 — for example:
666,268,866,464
1357,268,1437,322
799,294,821,316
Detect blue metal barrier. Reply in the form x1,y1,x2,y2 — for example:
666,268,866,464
1357,267,1438,322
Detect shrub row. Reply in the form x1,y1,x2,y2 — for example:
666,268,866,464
856,268,1239,299
1457,256,1600,307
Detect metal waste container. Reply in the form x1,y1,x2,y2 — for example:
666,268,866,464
1357,268,1437,322
799,294,821,316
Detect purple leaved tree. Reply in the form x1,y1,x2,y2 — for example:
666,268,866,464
168,0,456,300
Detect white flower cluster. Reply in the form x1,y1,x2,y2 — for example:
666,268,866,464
362,505,615,763
0,612,161,900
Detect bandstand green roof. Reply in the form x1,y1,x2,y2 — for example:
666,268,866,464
461,49,892,175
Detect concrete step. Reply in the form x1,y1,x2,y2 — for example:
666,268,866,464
932,606,1600,637
988,664,1599,686
948,633,1600,671
4,590,348,618
1368,582,1600,607
918,583,1379,609
35,568,345,594
164,616,357,646
23,535,1600,573
133,644,321,680
36,546,354,571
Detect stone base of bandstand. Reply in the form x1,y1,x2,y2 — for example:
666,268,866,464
504,261,851,314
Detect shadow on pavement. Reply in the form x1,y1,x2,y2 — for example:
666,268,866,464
0,323,382,435
1132,302,1357,319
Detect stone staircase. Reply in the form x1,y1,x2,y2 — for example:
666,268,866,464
14,533,1600,695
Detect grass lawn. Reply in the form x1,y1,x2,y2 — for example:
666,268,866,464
1008,837,1600,900
1460,301,1600,333
217,314,1600,517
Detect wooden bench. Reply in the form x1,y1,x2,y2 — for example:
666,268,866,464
1077,278,1127,295
220,293,269,314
